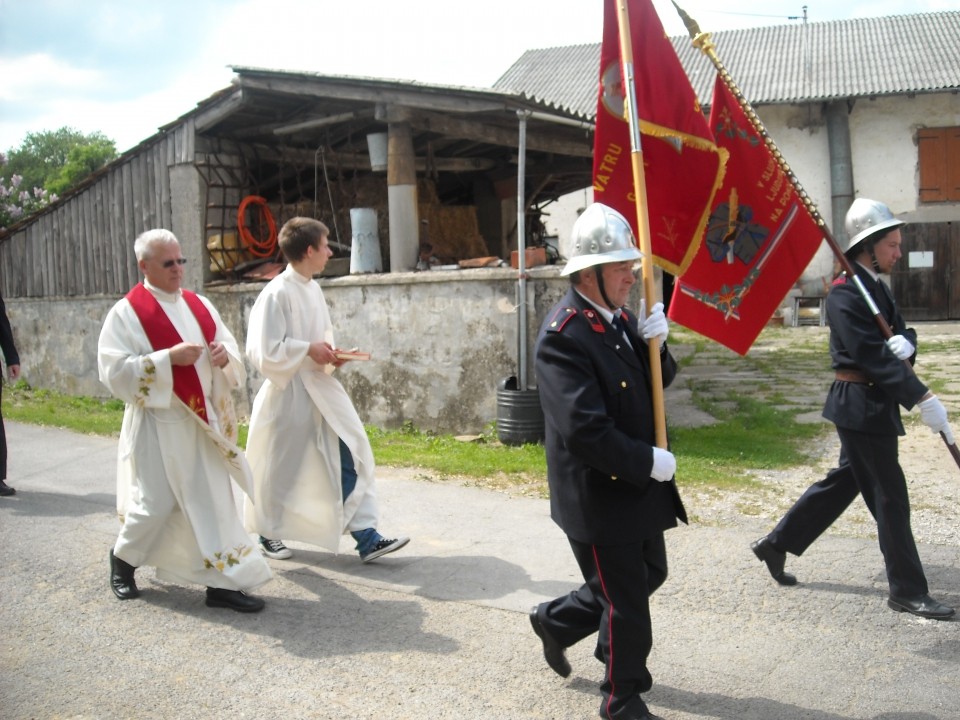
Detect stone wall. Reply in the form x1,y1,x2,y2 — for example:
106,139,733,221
4,266,577,434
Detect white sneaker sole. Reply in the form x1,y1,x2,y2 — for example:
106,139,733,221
361,536,410,563
260,546,293,560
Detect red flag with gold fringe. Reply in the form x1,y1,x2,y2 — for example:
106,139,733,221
593,0,725,275
668,75,825,355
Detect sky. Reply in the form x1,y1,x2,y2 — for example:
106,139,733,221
0,0,952,154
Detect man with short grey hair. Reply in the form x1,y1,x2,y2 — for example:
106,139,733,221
98,228,271,612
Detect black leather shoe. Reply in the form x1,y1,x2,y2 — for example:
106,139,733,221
205,587,265,613
109,549,140,600
0,479,15,496
529,606,571,678
599,697,663,720
887,594,955,620
751,537,797,586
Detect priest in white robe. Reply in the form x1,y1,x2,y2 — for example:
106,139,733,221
244,217,409,563
99,228,272,613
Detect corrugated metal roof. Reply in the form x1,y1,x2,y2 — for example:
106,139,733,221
494,11,960,116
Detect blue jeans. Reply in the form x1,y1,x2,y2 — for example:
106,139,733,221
340,438,380,554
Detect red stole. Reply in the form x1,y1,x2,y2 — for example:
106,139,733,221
125,283,216,423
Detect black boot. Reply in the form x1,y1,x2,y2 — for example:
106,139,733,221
110,549,140,600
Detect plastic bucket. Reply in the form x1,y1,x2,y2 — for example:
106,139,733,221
349,208,383,273
366,132,388,172
496,376,545,446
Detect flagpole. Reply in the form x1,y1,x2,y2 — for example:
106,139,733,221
672,1,960,470
615,0,668,449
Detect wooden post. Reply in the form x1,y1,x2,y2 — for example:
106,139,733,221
387,121,419,272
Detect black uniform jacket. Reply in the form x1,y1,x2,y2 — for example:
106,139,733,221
823,264,927,436
535,288,687,546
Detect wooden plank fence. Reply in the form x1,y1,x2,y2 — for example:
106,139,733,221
0,123,196,299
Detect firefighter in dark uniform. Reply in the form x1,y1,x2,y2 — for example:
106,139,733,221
530,203,686,720
751,198,955,620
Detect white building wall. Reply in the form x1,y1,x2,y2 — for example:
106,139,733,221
849,93,960,223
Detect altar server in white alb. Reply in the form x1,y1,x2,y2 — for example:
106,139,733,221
99,229,272,613
244,216,409,563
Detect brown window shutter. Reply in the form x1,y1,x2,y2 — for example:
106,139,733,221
918,128,947,203
948,128,960,202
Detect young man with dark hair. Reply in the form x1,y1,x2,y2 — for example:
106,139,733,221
244,217,409,564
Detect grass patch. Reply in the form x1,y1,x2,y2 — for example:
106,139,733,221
671,396,824,489
367,422,548,494
4,381,125,436
1,377,825,497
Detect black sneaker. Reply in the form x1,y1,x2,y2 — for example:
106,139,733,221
360,536,410,563
0,480,15,496
259,537,293,560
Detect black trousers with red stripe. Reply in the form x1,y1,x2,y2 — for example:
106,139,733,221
538,533,668,719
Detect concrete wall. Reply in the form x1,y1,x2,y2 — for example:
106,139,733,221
4,267,575,434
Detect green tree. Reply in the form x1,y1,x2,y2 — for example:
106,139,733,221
47,137,117,195
4,127,117,196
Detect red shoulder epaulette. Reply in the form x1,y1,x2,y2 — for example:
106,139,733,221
581,307,606,333
832,275,848,286
545,306,577,333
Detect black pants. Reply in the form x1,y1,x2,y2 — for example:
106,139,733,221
768,426,927,598
538,533,667,719
0,381,6,481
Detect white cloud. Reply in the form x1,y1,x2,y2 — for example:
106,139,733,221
0,53,103,101
1,0,950,153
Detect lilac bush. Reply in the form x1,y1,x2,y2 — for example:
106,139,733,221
0,152,58,231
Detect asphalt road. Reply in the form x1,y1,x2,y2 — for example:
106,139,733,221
2,420,959,720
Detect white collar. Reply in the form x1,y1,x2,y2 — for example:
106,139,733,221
575,289,621,324
142,279,181,303
285,264,313,283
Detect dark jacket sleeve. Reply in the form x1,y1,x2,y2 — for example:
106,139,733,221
0,295,20,368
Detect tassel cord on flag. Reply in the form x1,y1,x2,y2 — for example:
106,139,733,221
615,0,668,449
672,1,960,472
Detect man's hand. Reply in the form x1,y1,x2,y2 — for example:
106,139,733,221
307,341,338,366
7,363,20,381
637,299,669,347
885,334,915,360
208,341,229,369
169,342,203,366
941,423,957,445
651,447,676,482
918,395,952,440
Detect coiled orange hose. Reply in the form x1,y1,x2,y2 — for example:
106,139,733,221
238,195,277,258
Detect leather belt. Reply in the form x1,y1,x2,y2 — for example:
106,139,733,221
835,369,872,384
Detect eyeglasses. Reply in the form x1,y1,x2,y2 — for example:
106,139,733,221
161,258,188,268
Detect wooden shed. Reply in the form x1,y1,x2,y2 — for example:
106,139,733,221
0,68,594,299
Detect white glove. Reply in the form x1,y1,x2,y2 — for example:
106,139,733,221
941,423,957,446
637,299,669,346
918,395,949,435
651,447,676,482
885,334,915,360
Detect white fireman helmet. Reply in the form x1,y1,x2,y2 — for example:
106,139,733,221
561,203,642,276
844,198,905,256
